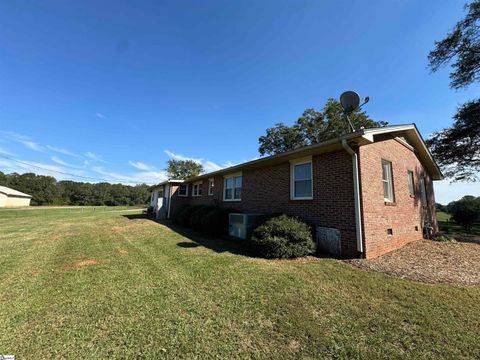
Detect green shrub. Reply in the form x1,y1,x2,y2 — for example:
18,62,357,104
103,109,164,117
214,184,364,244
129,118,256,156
189,206,215,231
176,205,205,227
434,234,456,243
172,205,192,226
146,206,155,218
250,215,315,259
447,196,480,232
200,207,234,237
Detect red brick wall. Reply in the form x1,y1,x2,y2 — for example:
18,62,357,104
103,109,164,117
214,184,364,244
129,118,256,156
358,138,437,259
176,151,359,257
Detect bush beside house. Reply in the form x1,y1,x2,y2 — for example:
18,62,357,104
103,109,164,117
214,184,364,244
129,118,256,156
250,215,315,258
170,206,315,259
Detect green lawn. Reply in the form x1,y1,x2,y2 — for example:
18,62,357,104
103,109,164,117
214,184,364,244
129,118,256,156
437,211,480,237
0,208,479,358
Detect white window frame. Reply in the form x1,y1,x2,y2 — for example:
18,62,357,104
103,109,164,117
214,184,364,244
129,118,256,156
208,178,214,196
407,170,415,196
192,181,202,197
223,172,242,202
178,184,188,197
382,159,394,202
290,157,313,200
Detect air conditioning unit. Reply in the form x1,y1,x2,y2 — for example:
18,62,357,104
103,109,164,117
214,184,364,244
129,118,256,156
228,213,261,239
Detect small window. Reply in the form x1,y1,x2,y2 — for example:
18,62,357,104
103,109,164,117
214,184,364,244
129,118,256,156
208,178,214,196
407,171,414,196
224,173,242,201
291,158,313,200
178,184,188,197
387,228,393,236
382,160,394,202
192,182,202,197
158,189,164,198
419,177,428,206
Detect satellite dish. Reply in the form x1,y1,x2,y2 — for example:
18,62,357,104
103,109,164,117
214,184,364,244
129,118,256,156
340,91,360,113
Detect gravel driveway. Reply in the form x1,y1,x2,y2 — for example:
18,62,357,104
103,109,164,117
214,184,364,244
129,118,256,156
348,240,480,286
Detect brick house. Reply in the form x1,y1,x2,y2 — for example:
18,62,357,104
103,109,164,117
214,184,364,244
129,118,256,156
150,124,442,259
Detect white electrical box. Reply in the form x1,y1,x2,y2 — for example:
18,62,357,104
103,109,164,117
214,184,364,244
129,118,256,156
228,213,261,239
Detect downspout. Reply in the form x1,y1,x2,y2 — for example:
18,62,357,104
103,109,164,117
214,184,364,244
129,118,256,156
341,139,364,255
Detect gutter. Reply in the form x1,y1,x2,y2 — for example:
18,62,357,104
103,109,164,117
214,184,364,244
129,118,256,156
341,139,364,255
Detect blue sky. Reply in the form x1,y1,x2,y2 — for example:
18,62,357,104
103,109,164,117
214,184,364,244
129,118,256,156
0,0,478,203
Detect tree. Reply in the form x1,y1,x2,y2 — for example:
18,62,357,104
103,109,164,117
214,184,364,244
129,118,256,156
447,195,480,232
165,159,203,180
258,99,387,156
428,1,480,181
426,100,480,181
0,171,151,206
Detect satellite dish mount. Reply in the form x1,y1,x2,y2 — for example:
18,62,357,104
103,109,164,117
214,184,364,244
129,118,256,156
339,91,370,133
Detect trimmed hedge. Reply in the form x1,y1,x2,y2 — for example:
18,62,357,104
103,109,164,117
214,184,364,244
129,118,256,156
200,207,234,237
171,205,234,238
189,206,215,231
250,214,315,258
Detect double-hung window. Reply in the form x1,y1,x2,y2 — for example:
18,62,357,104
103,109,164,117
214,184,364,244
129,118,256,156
291,157,313,200
208,178,214,196
178,184,188,197
223,173,242,201
192,181,202,197
382,160,394,202
407,170,415,196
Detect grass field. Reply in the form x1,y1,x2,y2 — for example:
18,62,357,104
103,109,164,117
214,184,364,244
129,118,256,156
0,208,479,358
437,211,480,237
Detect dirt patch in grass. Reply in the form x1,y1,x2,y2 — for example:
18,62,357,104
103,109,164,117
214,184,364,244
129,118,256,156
74,259,98,268
348,240,480,286
116,248,128,255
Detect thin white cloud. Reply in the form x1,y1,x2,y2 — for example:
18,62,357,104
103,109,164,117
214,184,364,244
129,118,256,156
21,140,44,152
92,166,166,185
85,151,106,163
129,161,155,171
164,150,226,173
46,145,79,158
96,112,107,119
0,157,86,181
0,147,16,156
0,131,45,152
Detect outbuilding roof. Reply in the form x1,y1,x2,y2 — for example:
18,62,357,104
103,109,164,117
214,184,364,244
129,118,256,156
0,186,32,198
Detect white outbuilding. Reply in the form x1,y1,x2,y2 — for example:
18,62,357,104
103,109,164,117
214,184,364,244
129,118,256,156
0,186,32,208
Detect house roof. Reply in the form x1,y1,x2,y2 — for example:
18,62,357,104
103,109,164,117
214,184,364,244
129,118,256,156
178,124,443,183
149,179,184,190
0,186,32,198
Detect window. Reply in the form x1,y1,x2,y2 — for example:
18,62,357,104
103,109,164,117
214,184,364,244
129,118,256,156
407,171,414,196
382,160,394,202
224,173,242,201
192,181,202,197
290,158,313,200
158,189,164,198
178,184,188,197
208,178,214,196
419,177,427,206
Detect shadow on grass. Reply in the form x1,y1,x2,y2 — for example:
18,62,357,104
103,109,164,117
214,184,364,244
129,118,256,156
177,242,199,248
122,214,252,257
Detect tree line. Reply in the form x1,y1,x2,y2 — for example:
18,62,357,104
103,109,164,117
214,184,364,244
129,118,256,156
0,172,151,206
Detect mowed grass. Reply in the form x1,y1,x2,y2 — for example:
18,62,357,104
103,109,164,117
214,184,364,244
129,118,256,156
0,208,479,359
437,211,480,237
